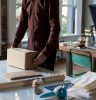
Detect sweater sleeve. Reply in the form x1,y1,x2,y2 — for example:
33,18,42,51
41,0,60,56
12,0,28,47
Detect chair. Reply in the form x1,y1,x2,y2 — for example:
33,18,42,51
69,49,93,77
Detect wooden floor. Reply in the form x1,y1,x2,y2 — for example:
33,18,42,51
54,59,89,75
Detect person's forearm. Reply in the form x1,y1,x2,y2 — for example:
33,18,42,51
41,0,60,57
12,20,28,48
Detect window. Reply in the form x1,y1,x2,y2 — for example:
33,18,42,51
16,0,28,41
60,0,76,35
16,0,21,27
60,0,83,35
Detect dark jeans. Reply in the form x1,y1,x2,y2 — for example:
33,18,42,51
39,49,57,71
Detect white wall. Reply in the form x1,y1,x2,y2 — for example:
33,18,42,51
7,0,16,45
74,0,83,35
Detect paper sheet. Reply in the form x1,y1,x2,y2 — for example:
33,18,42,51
67,71,96,99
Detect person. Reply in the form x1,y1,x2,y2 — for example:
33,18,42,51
12,0,60,71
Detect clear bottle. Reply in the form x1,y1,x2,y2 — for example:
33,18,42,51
32,78,43,95
85,36,93,47
85,37,89,47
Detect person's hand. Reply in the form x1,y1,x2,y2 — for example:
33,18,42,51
33,53,47,65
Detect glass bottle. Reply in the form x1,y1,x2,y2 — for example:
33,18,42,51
32,78,43,95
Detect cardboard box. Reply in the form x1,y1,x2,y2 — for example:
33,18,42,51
7,48,38,70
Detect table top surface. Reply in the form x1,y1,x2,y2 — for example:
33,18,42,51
0,61,53,100
59,42,96,56
0,60,74,100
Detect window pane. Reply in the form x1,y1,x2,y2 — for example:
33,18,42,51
61,0,76,35
16,0,22,26
61,6,68,34
16,0,28,41
63,0,76,6
63,0,67,5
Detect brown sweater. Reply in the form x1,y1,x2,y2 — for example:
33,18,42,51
13,0,60,56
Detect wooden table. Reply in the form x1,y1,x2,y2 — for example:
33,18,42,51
59,42,96,76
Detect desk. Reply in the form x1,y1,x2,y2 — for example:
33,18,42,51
0,60,74,100
59,42,96,76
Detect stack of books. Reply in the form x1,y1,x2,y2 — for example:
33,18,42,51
68,71,96,99
83,80,96,99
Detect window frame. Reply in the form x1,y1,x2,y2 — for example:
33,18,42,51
60,0,83,36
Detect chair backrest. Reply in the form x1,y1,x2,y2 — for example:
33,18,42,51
69,49,92,76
